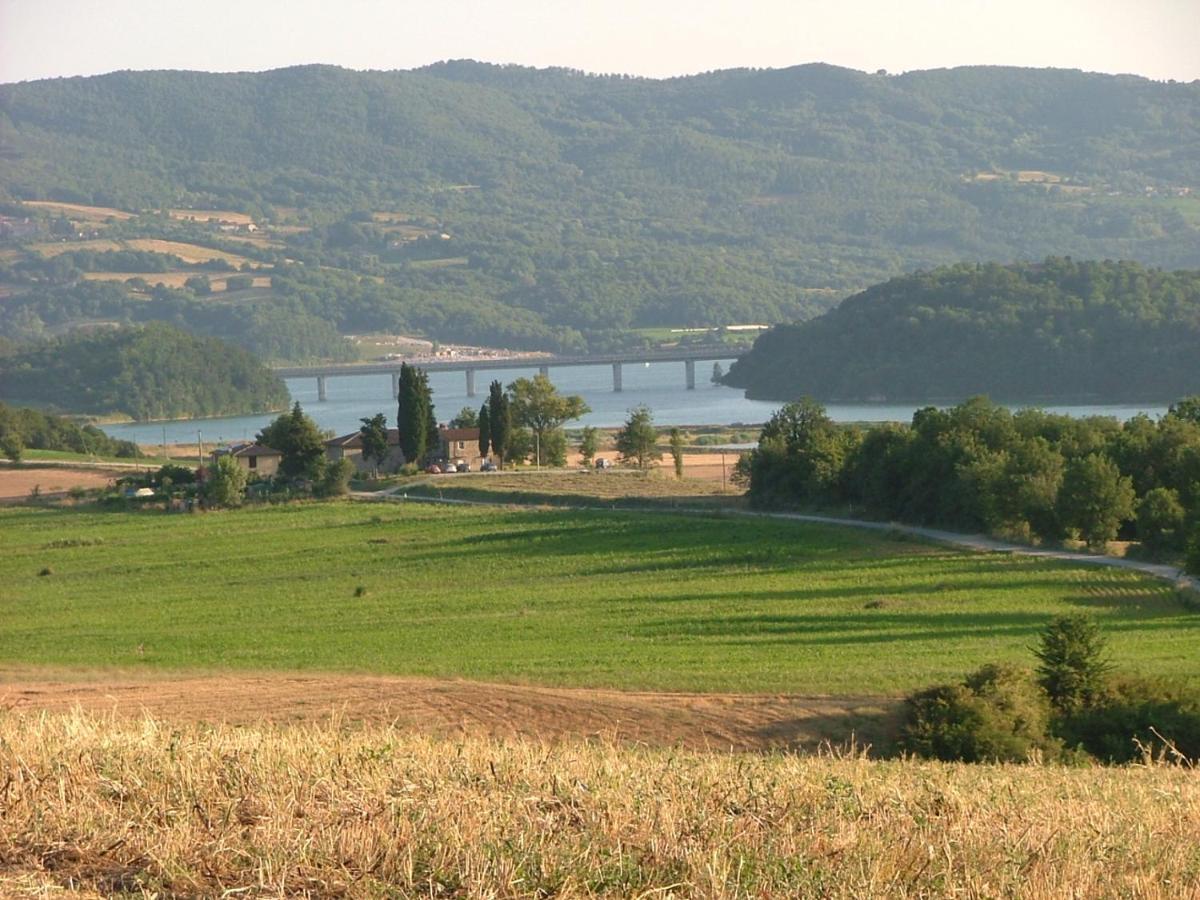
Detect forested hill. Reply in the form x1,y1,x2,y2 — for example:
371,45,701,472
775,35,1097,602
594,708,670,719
0,324,290,420
1,63,1199,348
723,259,1200,403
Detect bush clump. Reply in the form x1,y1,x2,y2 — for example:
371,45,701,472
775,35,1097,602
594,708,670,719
902,616,1200,765
901,664,1060,763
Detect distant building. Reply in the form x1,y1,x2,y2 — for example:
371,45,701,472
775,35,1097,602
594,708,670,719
438,426,481,464
324,428,406,474
210,442,282,477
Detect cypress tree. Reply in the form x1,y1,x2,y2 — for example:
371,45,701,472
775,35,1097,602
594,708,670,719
487,380,510,469
478,402,491,458
396,363,430,463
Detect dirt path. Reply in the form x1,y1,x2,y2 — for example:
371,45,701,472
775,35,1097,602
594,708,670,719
0,671,897,752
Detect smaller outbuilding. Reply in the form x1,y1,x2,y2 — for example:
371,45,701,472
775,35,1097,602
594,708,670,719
210,442,282,477
324,428,406,474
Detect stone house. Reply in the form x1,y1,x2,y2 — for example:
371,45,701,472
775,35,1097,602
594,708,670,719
324,428,406,474
211,442,282,478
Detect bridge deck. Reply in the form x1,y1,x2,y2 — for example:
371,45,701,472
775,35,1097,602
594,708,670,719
272,347,735,378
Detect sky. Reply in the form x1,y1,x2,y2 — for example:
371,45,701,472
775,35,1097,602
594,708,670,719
1,0,1197,85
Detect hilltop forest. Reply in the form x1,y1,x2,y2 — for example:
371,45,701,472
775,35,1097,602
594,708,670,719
0,62,1198,357
724,259,1200,402
0,323,289,420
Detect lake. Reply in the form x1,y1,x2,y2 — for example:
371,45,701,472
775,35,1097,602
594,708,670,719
99,359,1171,447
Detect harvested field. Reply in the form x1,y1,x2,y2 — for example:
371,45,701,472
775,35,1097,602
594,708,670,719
83,271,273,291
0,671,891,751
0,466,117,503
0,712,1196,898
82,271,194,288
122,238,254,266
166,207,255,225
22,201,134,221
26,238,124,257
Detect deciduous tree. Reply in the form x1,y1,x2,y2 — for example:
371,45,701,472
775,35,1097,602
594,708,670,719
358,413,389,477
257,402,326,481
507,373,590,468
616,405,661,469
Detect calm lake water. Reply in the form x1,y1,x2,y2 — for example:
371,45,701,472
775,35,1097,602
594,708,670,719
99,359,1171,447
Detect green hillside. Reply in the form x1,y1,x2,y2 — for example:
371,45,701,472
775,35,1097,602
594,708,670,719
1,63,1199,353
0,323,289,420
723,258,1200,402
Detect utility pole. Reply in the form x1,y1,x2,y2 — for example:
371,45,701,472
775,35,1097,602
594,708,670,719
720,451,726,492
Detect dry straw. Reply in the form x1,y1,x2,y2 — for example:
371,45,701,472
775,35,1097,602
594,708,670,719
0,711,1197,897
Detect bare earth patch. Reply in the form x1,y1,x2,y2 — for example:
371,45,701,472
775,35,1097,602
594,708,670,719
0,671,897,752
0,467,117,503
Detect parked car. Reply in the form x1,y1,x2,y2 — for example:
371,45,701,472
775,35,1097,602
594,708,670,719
455,461,470,472
594,457,612,469
425,463,443,475
480,460,497,472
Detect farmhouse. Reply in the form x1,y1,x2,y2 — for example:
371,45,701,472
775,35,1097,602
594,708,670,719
210,442,281,477
438,427,481,464
324,428,405,474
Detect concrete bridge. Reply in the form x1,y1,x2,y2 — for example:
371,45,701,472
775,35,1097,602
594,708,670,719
272,348,735,401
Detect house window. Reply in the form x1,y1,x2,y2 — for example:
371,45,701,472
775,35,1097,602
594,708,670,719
248,456,257,470
458,441,464,449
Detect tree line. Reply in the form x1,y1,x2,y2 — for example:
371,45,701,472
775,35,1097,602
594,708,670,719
0,402,140,461
738,395,1200,572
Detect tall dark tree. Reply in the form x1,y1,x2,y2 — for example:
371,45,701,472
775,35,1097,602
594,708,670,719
358,413,389,477
396,363,434,463
257,402,326,480
1034,615,1112,714
487,380,510,469
477,402,491,459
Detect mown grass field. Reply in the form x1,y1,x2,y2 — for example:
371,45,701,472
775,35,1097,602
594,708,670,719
1,501,1195,695
2,712,1197,898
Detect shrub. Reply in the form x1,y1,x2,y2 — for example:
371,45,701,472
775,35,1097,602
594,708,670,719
205,455,247,508
1034,614,1111,714
156,463,196,485
315,458,354,498
1056,676,1200,763
901,664,1059,763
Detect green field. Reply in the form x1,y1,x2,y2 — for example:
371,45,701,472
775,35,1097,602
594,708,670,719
1,502,1195,694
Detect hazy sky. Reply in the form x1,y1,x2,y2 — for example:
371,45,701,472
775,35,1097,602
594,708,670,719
1,0,1197,84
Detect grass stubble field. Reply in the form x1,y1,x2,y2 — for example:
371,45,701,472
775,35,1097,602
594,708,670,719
2,497,1199,896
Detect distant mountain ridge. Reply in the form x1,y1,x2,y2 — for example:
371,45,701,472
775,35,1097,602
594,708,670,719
1,62,1199,347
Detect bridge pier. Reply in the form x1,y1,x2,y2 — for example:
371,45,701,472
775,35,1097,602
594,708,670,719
612,362,623,393
391,370,400,400
685,359,696,390
317,375,327,402
466,368,476,398
538,365,550,378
